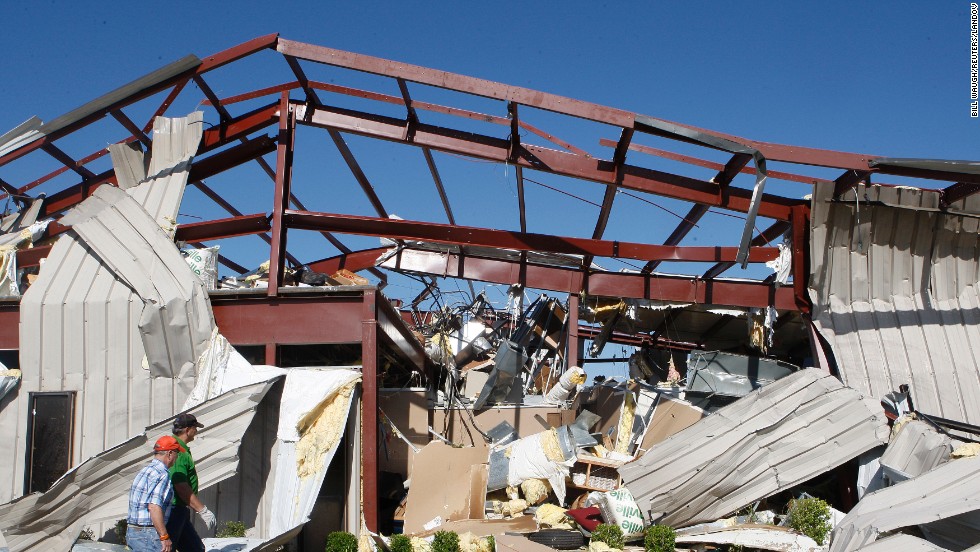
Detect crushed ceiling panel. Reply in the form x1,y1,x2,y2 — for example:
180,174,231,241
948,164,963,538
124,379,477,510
829,455,980,551
853,533,951,552
0,380,276,552
619,368,889,528
809,182,980,426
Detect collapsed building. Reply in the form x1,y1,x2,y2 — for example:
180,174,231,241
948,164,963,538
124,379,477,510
0,34,978,551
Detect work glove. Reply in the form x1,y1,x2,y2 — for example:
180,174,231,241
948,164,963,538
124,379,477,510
197,506,217,530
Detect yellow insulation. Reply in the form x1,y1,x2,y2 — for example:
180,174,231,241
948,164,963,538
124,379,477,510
458,532,493,552
410,536,432,552
541,429,566,463
521,478,550,505
614,390,636,454
296,379,360,478
535,503,572,529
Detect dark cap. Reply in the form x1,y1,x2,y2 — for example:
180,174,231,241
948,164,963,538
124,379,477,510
173,412,205,430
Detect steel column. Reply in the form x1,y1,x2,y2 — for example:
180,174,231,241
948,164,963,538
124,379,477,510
361,289,379,533
567,294,580,369
268,92,294,296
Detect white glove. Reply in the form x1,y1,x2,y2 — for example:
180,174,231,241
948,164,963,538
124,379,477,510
197,506,217,530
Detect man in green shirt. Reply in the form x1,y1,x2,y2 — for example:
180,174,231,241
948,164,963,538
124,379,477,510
165,413,216,552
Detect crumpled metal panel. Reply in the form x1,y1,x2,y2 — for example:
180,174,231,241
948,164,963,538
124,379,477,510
879,419,951,480
59,184,214,380
686,350,797,398
854,533,951,551
809,182,980,426
1,113,208,504
829,455,980,552
0,380,276,552
619,369,889,528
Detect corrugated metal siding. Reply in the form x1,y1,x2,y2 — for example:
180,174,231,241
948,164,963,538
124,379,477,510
0,379,276,552
855,533,951,551
810,182,980,426
829,455,980,552
0,114,206,504
618,369,888,528
878,419,951,478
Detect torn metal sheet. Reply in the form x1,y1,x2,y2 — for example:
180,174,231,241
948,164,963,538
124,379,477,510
0,195,45,236
0,380,276,552
0,368,20,402
59,184,214,379
619,369,889,528
829,455,980,552
686,350,797,398
634,114,768,269
4,112,211,503
181,346,362,541
0,116,43,159
121,112,204,232
853,533,952,551
675,525,822,552
879,419,952,482
809,182,980,426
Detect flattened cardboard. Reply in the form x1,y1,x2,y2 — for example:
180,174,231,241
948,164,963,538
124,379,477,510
417,516,538,538
379,388,430,479
638,394,706,451
402,441,489,535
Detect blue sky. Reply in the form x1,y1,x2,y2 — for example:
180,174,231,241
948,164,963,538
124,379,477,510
0,2,976,373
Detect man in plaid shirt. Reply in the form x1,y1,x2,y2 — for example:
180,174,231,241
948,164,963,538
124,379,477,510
127,435,183,552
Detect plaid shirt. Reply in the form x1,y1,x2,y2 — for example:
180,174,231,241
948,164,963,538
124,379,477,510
127,458,173,526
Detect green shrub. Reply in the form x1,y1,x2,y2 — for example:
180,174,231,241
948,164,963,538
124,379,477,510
787,497,831,545
643,525,675,552
389,533,412,552
217,520,247,538
76,528,94,541
431,530,460,552
486,535,495,550
591,523,625,549
324,531,358,552
114,519,127,545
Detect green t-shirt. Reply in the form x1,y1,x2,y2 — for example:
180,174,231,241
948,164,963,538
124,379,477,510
169,436,198,507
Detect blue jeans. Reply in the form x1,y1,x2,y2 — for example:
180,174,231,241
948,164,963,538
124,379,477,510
165,505,205,552
126,525,163,552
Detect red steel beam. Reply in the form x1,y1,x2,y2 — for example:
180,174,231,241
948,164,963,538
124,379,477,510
306,247,389,275
211,293,365,344
295,104,803,221
598,138,834,186
0,304,18,349
174,213,271,242
277,39,636,128
642,204,709,273
283,210,779,264
702,220,792,279
378,247,796,310
197,33,279,73
188,135,277,182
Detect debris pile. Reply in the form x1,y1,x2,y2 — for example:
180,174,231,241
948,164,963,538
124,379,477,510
380,285,980,551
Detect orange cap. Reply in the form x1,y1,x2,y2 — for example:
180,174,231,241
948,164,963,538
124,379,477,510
153,435,183,452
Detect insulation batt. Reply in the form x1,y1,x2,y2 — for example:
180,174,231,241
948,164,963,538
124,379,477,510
494,499,528,517
545,366,587,404
410,536,432,552
535,503,572,529
521,478,550,505
458,532,493,552
502,429,576,504
296,379,359,478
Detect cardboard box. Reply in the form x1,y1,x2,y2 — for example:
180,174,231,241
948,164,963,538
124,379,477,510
379,388,430,478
